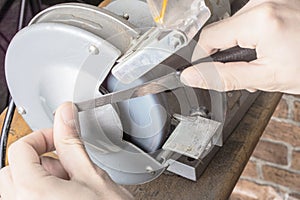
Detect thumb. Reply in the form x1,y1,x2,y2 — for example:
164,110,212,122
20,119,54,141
53,102,96,180
180,61,268,92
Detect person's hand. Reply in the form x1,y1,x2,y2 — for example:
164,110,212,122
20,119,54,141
0,102,133,200
181,0,300,94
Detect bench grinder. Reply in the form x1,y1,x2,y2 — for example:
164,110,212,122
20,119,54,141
5,0,258,185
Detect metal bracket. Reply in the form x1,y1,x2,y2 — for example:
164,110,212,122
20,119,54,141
112,28,188,83
163,114,221,160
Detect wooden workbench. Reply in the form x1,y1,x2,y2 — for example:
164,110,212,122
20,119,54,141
0,92,282,200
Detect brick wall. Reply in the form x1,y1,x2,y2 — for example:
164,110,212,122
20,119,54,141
231,95,300,200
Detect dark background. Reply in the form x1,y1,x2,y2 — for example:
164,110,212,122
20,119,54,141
0,0,102,113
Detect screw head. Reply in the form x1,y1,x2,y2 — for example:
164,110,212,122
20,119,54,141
169,34,186,49
190,106,210,118
186,146,193,152
88,45,99,55
122,13,129,20
146,166,156,175
17,106,26,115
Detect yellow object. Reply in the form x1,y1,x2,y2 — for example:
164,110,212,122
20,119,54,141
154,0,168,24
98,0,112,8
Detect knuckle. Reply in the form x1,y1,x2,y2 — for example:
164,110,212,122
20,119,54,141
61,137,84,148
257,2,284,30
259,2,278,16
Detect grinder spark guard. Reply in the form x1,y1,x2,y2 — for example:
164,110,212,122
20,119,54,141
4,0,259,185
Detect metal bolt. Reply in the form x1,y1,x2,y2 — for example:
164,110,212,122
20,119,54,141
122,13,129,20
146,166,156,175
190,106,210,118
88,45,99,55
169,34,186,49
17,106,26,115
186,146,193,152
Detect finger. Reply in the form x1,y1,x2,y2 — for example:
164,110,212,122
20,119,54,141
40,156,69,180
233,0,279,16
200,11,258,54
199,1,283,54
93,166,134,200
0,167,16,199
53,102,97,180
94,164,112,181
8,129,55,184
181,61,272,92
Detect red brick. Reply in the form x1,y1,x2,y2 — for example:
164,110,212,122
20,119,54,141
262,120,300,147
262,165,300,191
252,140,288,165
241,160,258,178
273,98,288,119
230,180,283,200
289,193,300,200
294,101,300,122
291,150,300,171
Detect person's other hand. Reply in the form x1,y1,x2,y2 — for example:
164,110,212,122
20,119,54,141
0,102,133,200
181,0,300,94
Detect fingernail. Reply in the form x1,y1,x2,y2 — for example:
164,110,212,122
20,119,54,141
60,103,80,133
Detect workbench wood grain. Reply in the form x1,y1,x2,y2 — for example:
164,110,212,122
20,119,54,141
0,110,32,164
0,92,282,200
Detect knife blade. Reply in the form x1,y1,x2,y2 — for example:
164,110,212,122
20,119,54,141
75,46,257,112
76,71,182,112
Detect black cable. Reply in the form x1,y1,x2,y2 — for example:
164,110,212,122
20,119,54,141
0,98,15,168
0,0,37,169
18,0,28,31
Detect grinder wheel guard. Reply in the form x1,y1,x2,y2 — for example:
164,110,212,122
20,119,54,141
5,1,229,185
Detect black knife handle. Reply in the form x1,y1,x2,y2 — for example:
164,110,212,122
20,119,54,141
190,46,257,66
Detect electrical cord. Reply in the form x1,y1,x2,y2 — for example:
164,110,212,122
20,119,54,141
0,98,15,168
0,0,31,169
0,0,102,169
0,0,101,170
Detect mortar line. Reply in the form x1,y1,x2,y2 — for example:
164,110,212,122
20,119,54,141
250,157,300,174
